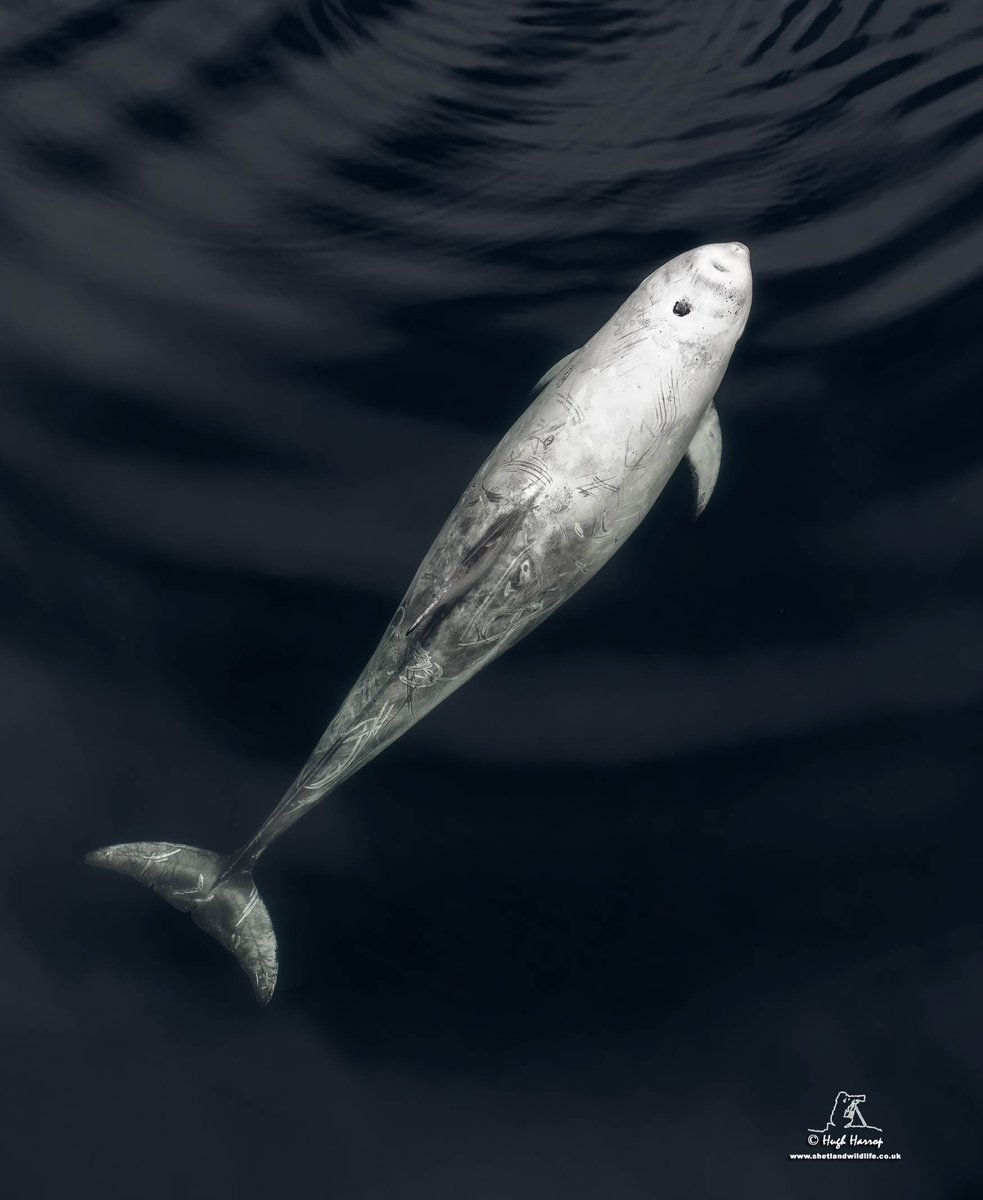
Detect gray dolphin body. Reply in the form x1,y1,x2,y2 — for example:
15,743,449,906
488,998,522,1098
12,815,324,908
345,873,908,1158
87,243,753,1002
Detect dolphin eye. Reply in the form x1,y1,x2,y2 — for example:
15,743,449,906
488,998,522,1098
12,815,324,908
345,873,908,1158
672,299,691,316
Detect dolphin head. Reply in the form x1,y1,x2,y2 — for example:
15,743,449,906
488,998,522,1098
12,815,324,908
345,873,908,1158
642,242,753,357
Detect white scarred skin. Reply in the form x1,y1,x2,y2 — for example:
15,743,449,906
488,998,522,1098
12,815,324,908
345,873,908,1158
231,243,753,862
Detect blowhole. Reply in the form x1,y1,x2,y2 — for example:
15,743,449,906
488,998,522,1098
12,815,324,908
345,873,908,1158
711,259,727,272
672,299,691,316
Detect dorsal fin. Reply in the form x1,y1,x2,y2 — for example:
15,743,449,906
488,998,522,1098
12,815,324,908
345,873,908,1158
529,348,580,399
686,402,721,518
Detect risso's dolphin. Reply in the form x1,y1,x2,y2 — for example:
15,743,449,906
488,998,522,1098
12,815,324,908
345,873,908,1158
87,242,752,1002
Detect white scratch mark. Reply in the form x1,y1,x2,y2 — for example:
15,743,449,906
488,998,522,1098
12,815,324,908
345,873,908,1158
234,888,261,928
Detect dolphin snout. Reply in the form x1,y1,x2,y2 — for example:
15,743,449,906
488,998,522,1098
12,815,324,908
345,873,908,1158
703,242,750,274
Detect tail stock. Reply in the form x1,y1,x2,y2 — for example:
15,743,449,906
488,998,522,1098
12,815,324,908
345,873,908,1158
84,842,277,1003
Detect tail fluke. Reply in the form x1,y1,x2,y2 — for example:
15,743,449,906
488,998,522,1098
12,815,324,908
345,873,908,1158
84,842,277,1003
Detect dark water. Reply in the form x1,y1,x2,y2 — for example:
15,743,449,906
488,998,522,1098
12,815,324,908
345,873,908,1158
2,1,982,1196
